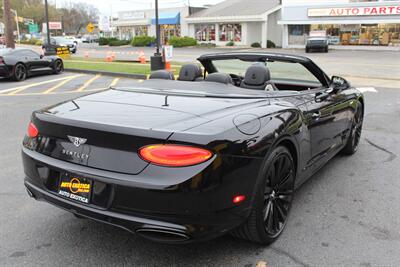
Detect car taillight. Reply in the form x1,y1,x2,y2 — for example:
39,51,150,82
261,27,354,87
139,144,213,167
27,122,38,138
233,195,246,204
0,57,4,64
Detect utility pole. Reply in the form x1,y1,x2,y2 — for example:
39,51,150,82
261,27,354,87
44,0,51,44
150,0,164,71
3,0,15,48
155,0,160,55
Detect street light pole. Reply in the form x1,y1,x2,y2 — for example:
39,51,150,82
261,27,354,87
155,0,160,55
44,0,51,44
13,9,20,44
150,0,164,71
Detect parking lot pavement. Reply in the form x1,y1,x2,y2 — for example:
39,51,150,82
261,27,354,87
0,73,144,97
0,69,399,266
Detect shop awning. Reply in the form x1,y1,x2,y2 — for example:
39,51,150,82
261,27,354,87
151,12,180,25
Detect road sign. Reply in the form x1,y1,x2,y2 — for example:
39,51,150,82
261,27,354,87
86,23,94,33
28,24,39,34
162,45,173,62
24,18,34,25
42,22,62,33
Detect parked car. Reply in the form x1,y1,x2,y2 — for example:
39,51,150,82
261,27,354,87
0,48,63,81
82,34,99,43
23,52,364,245
306,36,329,53
65,36,82,44
43,36,77,53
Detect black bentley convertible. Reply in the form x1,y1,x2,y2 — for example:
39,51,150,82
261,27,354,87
22,52,364,244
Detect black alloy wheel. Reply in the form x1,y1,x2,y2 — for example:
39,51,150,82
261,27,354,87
13,63,27,81
342,101,363,155
53,60,64,74
231,146,295,244
263,152,295,238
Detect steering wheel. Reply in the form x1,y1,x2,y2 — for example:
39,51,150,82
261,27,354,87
229,74,242,86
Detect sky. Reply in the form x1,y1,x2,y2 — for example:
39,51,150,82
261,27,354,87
56,0,225,16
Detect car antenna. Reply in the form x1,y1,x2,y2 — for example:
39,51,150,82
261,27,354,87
163,95,169,107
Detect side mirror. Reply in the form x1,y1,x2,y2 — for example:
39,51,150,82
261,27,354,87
331,76,350,92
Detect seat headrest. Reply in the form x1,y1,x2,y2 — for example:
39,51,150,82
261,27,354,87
205,73,233,85
178,64,203,81
149,70,175,80
243,65,271,86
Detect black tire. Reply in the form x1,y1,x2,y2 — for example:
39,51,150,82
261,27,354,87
231,146,295,245
53,60,64,74
324,47,329,53
13,63,27,81
341,101,363,155
305,48,309,53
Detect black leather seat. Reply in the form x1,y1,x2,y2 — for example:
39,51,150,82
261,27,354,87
240,64,277,91
149,70,175,80
178,64,203,81
205,73,233,85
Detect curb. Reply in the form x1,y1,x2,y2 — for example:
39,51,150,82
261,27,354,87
65,68,147,79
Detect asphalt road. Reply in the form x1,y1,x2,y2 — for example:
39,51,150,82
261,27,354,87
1,61,400,266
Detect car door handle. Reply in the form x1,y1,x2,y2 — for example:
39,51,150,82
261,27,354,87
312,111,321,119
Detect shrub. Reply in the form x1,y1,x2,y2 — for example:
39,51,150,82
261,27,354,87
168,36,197,47
131,36,156,47
251,42,261,48
226,40,234,46
109,39,130,46
267,40,276,48
20,38,41,45
99,37,118,46
35,40,43,46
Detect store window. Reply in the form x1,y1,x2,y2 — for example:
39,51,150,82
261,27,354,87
133,26,148,37
307,24,400,46
119,26,134,40
288,25,310,45
219,24,242,42
195,24,216,42
161,25,181,44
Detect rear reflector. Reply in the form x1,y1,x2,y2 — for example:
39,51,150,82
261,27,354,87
139,144,212,167
0,57,4,64
27,122,38,138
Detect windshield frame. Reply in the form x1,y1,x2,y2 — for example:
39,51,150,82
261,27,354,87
198,52,331,87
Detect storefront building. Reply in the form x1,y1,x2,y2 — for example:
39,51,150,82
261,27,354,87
279,0,400,48
113,7,203,43
186,0,282,48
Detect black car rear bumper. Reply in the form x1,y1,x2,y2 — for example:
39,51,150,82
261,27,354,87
0,64,11,77
22,147,260,243
306,45,328,51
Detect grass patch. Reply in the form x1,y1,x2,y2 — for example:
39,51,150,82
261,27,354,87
64,60,152,75
64,58,183,75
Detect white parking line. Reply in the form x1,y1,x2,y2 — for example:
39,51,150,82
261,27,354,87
1,75,79,95
42,74,85,94
76,74,101,92
109,77,120,87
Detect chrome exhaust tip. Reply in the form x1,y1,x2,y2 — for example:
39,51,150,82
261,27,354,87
136,228,190,243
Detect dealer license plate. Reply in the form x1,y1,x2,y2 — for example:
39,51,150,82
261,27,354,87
58,173,91,204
